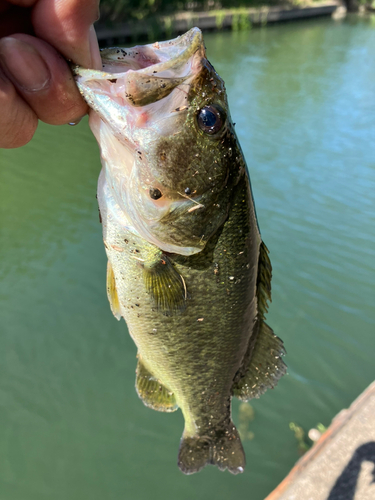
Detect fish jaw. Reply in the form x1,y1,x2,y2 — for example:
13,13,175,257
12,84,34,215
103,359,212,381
72,28,205,148
73,29,210,255
73,28,241,256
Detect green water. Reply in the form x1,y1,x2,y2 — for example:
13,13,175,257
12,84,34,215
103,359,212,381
1,15,374,500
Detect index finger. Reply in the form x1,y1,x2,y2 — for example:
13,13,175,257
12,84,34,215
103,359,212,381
0,1,34,37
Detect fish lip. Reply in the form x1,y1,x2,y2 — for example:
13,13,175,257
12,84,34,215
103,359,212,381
102,27,203,76
71,27,205,142
72,27,204,80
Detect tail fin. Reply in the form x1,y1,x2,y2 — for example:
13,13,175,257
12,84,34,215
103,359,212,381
178,422,245,475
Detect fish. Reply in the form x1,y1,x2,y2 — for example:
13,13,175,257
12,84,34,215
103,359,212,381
73,27,286,475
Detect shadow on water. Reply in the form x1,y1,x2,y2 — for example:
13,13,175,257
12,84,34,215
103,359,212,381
328,442,375,500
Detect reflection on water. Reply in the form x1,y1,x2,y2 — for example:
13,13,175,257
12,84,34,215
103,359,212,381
0,15,374,500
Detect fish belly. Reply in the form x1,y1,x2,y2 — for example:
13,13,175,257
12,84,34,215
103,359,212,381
102,173,261,433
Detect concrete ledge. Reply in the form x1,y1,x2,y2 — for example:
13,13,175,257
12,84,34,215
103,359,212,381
265,381,375,500
96,2,339,44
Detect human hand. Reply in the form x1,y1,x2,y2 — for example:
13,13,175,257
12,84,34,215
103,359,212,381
0,0,101,148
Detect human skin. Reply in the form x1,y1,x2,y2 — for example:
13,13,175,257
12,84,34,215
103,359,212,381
0,0,102,148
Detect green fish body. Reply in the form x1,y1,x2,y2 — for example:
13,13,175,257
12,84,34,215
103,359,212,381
74,28,286,475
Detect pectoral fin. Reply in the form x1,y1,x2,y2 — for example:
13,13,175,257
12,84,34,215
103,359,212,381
136,359,178,412
142,253,187,315
106,261,121,320
233,241,286,400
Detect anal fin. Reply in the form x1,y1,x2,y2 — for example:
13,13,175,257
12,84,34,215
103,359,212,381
136,359,178,413
106,261,121,320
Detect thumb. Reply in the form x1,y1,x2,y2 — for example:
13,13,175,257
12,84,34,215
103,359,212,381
31,0,101,69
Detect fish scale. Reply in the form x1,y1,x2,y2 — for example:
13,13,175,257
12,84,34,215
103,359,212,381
106,177,254,430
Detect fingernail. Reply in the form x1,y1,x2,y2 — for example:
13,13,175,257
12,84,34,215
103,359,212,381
88,25,102,70
0,37,51,92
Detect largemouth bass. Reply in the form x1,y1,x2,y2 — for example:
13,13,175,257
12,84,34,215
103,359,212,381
73,28,286,475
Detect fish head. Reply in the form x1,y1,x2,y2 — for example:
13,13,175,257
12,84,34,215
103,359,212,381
74,28,245,256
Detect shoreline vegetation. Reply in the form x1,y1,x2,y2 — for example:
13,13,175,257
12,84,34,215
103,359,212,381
94,0,368,44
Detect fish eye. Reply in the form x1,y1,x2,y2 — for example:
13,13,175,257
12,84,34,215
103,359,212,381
197,105,225,135
149,187,163,200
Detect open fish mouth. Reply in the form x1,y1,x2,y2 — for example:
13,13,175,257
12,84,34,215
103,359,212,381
72,28,226,256
99,27,203,78
72,28,205,115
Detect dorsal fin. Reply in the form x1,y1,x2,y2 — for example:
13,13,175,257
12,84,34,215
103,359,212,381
232,241,286,400
257,241,272,319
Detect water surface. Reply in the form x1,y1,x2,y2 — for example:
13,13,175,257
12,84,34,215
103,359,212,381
0,14,374,500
